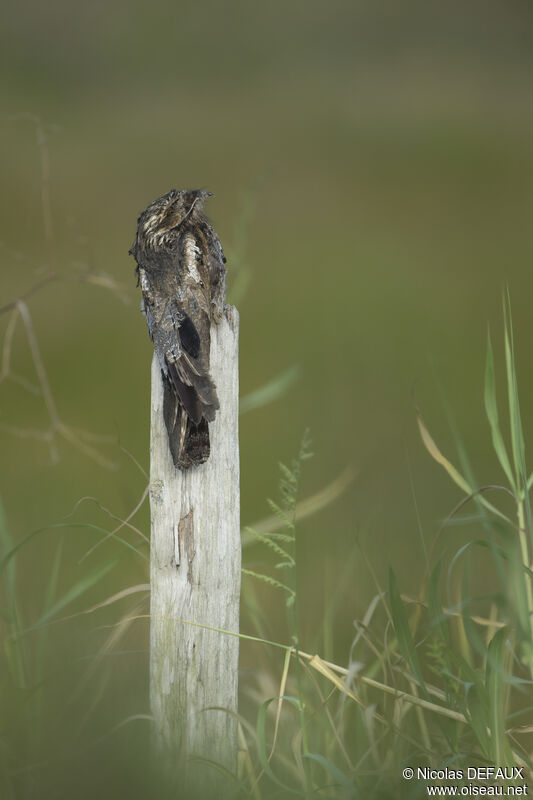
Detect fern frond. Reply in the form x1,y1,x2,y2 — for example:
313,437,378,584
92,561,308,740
245,528,294,564
266,532,294,544
266,499,294,530
298,428,313,462
241,568,295,598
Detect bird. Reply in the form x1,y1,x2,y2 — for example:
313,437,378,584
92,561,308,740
129,189,226,469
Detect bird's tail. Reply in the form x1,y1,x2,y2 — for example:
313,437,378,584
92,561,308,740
162,376,211,469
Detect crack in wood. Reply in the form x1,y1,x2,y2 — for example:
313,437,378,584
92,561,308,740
178,510,195,583
173,523,180,567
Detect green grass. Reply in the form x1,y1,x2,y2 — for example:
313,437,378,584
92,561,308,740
1,133,532,795
233,298,533,798
3,8,533,795
2,301,533,799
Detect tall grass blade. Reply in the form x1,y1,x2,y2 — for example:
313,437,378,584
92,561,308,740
417,410,509,523
508,542,532,655
388,568,428,698
417,409,472,495
0,522,147,575
0,498,16,622
503,296,526,491
465,685,491,759
303,752,355,794
22,559,118,633
240,365,301,415
0,498,26,688
428,558,450,644
308,654,364,707
485,627,512,765
256,696,305,795
485,329,515,490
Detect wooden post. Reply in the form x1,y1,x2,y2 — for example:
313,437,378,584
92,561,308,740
149,305,241,784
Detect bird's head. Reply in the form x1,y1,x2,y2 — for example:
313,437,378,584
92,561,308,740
130,189,213,255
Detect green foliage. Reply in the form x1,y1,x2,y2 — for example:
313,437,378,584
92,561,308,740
241,567,295,602
406,295,533,781
3,303,533,799
388,567,428,698
243,428,312,611
237,300,533,797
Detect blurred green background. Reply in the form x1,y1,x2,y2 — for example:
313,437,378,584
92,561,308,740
2,0,533,796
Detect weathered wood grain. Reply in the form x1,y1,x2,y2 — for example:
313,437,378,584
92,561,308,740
149,305,240,782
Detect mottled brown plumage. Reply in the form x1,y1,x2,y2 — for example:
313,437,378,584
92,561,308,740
129,189,226,469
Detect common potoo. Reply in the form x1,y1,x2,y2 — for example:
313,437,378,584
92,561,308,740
129,189,226,469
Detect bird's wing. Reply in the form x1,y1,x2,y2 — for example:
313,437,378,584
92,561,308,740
154,296,219,426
